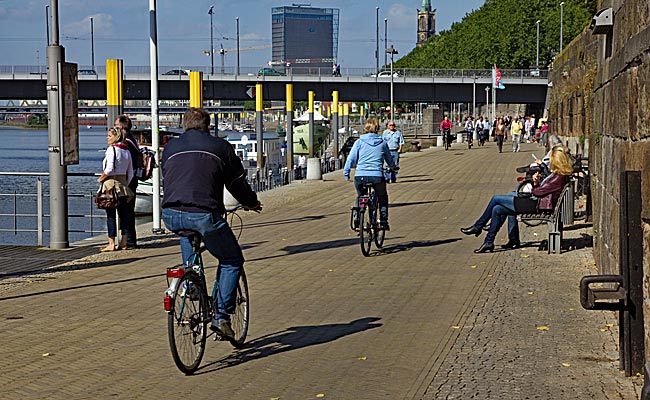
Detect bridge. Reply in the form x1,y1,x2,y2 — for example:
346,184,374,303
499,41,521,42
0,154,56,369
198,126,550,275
0,65,549,104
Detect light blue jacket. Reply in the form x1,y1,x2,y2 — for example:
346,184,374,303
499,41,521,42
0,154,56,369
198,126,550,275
343,133,395,180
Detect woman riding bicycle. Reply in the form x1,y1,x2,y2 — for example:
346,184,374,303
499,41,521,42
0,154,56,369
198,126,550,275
343,117,396,231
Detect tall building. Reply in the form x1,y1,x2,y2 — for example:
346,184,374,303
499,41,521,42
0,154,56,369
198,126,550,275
417,0,436,47
271,5,340,69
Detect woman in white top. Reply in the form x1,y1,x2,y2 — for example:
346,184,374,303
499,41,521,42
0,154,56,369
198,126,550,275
99,127,134,252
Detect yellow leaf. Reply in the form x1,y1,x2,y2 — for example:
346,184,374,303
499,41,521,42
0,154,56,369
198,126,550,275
528,291,534,295
470,265,477,269
605,323,614,327
316,395,325,398
521,254,530,258
536,326,550,331
357,356,367,361
569,308,575,311
271,398,281,400
562,363,571,367
42,353,50,357
328,269,335,272
600,328,606,332
451,326,460,329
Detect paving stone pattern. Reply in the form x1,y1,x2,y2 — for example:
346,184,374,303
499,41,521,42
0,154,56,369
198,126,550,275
0,141,642,399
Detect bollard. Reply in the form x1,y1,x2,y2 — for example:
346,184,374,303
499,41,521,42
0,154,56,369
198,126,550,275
456,133,463,143
436,136,443,147
306,158,322,180
410,141,421,152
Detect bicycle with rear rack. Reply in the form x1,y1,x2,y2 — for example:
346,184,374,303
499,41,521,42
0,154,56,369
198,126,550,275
163,205,252,375
349,168,396,256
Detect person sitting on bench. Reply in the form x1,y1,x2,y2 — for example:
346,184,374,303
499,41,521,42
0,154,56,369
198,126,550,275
460,147,574,253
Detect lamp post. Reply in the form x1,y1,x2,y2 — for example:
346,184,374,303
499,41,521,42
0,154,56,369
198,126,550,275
90,17,95,71
560,2,564,53
384,18,388,65
536,20,541,67
236,17,240,75
208,6,214,75
485,86,490,122
386,45,398,121
45,5,50,46
375,7,379,74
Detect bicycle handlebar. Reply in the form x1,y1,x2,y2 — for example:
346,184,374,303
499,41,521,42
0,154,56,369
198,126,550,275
226,202,263,213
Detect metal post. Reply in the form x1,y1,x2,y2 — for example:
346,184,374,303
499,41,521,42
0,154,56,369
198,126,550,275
90,17,94,71
256,83,264,168
37,178,43,247
47,0,69,249
536,20,541,67
332,91,339,158
485,86,490,123
384,18,387,67
209,6,214,75
149,0,162,232
560,2,564,53
45,5,50,46
286,84,293,169
236,17,240,76
472,76,476,117
308,90,314,157
375,7,379,74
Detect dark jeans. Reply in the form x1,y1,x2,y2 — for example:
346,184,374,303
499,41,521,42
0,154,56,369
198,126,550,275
106,197,131,238
354,175,388,222
495,135,505,152
472,193,519,245
162,208,244,321
123,186,137,246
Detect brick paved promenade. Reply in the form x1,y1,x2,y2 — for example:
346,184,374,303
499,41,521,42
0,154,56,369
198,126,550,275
0,141,642,399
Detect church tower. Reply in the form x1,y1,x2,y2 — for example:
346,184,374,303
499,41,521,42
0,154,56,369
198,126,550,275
417,0,436,47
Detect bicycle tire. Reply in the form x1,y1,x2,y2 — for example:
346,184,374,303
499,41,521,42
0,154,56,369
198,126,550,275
228,270,250,348
359,208,373,256
516,181,544,227
444,137,449,151
573,176,588,221
374,226,385,248
168,272,208,374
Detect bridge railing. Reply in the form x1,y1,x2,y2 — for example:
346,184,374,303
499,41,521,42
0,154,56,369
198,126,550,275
0,65,548,80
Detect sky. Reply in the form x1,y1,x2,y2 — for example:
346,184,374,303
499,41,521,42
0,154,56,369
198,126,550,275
0,0,485,70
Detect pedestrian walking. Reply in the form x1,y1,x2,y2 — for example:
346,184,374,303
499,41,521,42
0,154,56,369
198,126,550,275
382,120,404,183
494,117,506,153
510,116,523,152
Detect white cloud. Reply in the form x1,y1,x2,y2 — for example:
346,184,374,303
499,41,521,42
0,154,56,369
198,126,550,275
62,13,113,39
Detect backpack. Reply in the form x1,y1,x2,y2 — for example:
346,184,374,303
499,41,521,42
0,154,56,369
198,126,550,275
135,147,157,181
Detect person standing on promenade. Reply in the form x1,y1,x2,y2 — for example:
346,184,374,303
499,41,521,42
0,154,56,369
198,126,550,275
99,127,134,252
344,117,396,231
161,107,261,339
494,117,507,152
510,116,523,152
298,155,307,179
382,120,404,183
115,115,139,249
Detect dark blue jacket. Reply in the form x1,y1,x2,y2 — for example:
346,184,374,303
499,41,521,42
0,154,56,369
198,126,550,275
161,129,258,214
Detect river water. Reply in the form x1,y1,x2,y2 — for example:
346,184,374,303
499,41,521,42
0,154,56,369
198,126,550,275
0,125,146,246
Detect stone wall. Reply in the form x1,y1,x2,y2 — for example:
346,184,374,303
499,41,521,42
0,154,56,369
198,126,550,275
549,0,650,377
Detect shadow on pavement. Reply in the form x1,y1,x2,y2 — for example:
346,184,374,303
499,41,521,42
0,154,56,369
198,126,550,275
390,200,451,208
374,238,461,255
247,238,360,262
197,317,383,373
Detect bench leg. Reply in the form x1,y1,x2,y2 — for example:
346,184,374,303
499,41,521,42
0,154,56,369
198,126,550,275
547,219,562,254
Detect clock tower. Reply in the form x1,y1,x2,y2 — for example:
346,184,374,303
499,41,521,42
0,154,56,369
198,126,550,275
417,0,436,47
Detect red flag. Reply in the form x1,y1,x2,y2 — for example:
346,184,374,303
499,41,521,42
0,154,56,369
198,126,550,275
493,65,506,89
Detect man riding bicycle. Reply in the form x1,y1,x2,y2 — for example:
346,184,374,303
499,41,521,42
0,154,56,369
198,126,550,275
343,117,396,231
440,115,453,147
161,107,261,340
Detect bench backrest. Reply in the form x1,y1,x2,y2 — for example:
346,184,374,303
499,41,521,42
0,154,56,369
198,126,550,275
552,183,572,221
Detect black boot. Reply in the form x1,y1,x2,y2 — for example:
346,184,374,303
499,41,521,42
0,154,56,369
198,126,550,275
474,243,494,253
460,226,481,237
501,240,521,249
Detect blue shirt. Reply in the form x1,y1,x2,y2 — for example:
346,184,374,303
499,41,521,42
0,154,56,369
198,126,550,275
382,129,404,151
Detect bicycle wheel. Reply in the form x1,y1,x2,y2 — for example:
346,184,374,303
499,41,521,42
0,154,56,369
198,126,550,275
168,272,208,374
444,136,449,151
228,270,249,348
374,225,385,248
573,176,588,221
359,208,373,256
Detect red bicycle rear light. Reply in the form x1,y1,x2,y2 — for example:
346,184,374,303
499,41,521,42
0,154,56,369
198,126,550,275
164,296,173,311
359,197,369,205
517,177,524,182
167,267,184,278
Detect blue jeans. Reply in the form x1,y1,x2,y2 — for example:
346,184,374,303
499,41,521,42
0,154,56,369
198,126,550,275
162,208,244,321
384,150,400,182
105,196,131,238
354,176,388,222
472,193,519,245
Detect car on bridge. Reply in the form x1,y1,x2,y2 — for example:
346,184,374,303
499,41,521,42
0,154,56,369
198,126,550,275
257,67,285,76
78,69,97,76
163,69,189,76
370,70,400,78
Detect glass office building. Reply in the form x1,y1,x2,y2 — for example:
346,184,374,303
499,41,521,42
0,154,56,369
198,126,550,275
271,6,339,69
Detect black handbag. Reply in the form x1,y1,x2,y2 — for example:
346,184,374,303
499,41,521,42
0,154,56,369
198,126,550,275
96,183,120,209
513,195,539,213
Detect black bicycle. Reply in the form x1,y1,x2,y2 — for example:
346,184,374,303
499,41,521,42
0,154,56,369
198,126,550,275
350,181,387,256
442,129,452,151
163,206,250,375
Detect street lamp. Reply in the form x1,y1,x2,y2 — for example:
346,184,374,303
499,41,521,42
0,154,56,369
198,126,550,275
90,17,95,71
208,6,214,74
386,45,398,121
384,18,388,67
45,5,50,46
536,20,541,67
236,17,240,75
560,2,564,53
375,7,379,74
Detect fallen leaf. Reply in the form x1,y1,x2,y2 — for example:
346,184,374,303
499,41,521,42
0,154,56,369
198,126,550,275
533,232,538,236
451,326,460,329
470,265,477,269
316,394,325,398
42,353,50,357
537,326,550,331
605,323,614,327
357,356,367,361
328,269,335,272
528,291,534,295
562,363,571,367
569,308,575,311
271,397,281,400
521,254,530,258
600,328,606,332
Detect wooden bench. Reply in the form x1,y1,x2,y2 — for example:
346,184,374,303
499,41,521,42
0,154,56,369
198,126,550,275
519,183,572,254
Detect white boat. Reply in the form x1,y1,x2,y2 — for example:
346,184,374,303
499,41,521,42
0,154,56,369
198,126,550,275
222,130,283,170
134,180,157,215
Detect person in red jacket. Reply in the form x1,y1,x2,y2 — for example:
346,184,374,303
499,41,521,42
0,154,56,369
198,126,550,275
439,116,453,147
460,147,573,253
